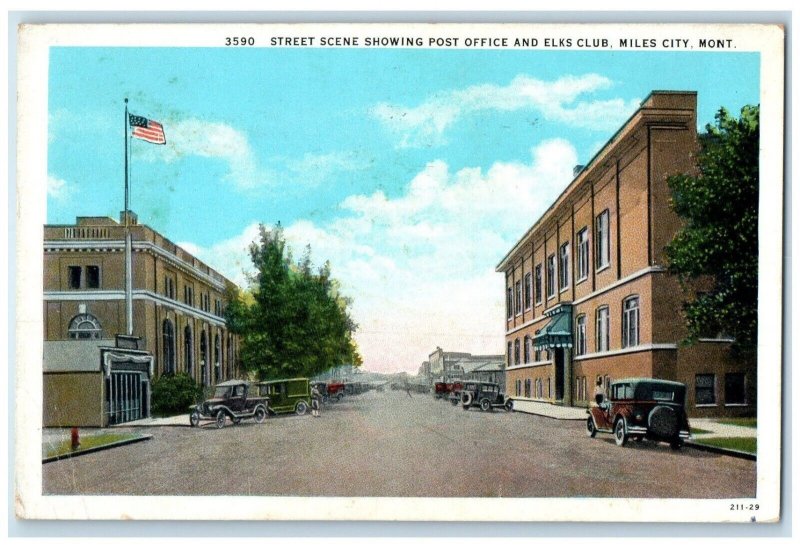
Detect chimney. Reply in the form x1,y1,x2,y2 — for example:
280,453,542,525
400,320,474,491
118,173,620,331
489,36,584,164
120,210,138,225
573,165,585,177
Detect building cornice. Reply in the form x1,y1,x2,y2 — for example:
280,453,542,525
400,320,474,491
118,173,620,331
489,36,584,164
44,240,229,291
505,266,666,336
43,290,227,327
496,96,695,273
573,343,678,362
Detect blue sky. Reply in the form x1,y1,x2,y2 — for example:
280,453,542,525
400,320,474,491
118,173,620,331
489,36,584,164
46,47,760,372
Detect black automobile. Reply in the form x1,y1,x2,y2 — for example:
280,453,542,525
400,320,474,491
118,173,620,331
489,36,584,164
460,381,513,412
189,380,269,428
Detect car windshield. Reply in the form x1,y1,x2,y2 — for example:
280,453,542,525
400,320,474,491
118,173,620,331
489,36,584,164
213,386,231,399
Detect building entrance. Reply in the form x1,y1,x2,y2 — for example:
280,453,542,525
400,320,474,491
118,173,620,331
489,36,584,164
555,348,565,401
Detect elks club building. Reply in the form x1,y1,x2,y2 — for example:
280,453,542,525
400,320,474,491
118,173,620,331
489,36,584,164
497,91,755,418
43,212,241,427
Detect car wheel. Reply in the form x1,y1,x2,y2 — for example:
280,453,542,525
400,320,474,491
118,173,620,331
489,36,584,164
337,393,344,401
586,417,597,438
614,417,627,447
480,399,492,412
254,407,267,424
295,401,308,416
450,398,458,406
190,409,200,427
461,392,473,407
215,410,226,429
504,400,514,412
670,439,683,451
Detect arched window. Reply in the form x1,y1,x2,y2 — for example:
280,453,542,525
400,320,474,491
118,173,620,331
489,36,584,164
575,315,587,356
162,319,175,375
622,295,640,348
68,313,102,339
184,324,193,377
227,333,233,380
200,330,208,386
523,336,531,364
214,334,221,384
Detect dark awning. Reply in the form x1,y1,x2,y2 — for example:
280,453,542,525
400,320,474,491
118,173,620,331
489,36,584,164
533,304,573,350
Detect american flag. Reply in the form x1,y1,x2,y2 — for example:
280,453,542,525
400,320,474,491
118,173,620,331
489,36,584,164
129,114,166,145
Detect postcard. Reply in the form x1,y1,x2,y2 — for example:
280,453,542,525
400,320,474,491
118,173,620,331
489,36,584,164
15,22,784,522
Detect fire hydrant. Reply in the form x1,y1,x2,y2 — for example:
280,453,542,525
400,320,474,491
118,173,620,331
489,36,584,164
70,427,80,450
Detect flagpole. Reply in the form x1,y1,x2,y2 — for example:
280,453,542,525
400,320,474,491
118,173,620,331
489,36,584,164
124,98,133,336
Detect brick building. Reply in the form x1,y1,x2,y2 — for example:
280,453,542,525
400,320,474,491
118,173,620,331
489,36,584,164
43,212,241,426
497,91,755,418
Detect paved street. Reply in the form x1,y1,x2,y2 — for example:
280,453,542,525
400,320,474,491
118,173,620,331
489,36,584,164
43,390,756,498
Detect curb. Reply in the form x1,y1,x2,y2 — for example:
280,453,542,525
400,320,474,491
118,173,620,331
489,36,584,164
511,408,586,421
685,440,757,461
43,434,153,464
111,423,190,428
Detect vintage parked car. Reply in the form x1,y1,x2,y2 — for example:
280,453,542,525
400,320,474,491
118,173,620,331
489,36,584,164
587,378,691,450
433,382,449,399
447,381,465,406
460,381,514,412
257,378,312,416
189,380,269,429
326,381,346,401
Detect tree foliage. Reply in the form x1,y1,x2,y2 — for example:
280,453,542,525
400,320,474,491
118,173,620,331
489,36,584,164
225,224,362,380
151,372,203,416
665,105,759,356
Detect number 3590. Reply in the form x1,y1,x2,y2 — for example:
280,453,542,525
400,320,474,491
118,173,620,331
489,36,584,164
225,37,255,46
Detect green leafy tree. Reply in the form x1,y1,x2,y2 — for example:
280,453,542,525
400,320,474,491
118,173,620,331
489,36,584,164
226,224,362,380
665,105,759,356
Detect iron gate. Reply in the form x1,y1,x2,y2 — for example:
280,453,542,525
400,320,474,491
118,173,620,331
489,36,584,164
105,371,146,425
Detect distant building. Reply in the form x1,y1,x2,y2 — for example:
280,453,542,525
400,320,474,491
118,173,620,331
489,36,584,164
43,212,241,426
426,347,504,385
497,91,755,417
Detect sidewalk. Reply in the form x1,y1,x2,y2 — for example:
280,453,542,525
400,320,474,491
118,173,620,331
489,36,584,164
688,419,756,439
112,414,189,427
511,399,587,420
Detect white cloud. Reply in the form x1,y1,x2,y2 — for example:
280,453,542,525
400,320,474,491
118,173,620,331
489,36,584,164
286,151,368,186
47,175,70,200
372,73,640,148
136,118,273,191
183,138,577,374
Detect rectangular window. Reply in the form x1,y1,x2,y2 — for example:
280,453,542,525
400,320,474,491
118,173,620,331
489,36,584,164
523,273,532,310
507,341,512,366
622,296,640,348
725,373,746,405
559,242,570,290
596,306,610,352
534,264,542,304
595,209,610,269
87,265,100,289
546,254,556,298
68,266,82,289
506,286,513,320
695,374,716,405
575,315,587,356
577,228,589,281
515,280,522,315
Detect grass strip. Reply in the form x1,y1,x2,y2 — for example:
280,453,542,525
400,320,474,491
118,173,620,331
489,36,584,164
45,432,141,460
696,436,756,454
716,417,757,428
